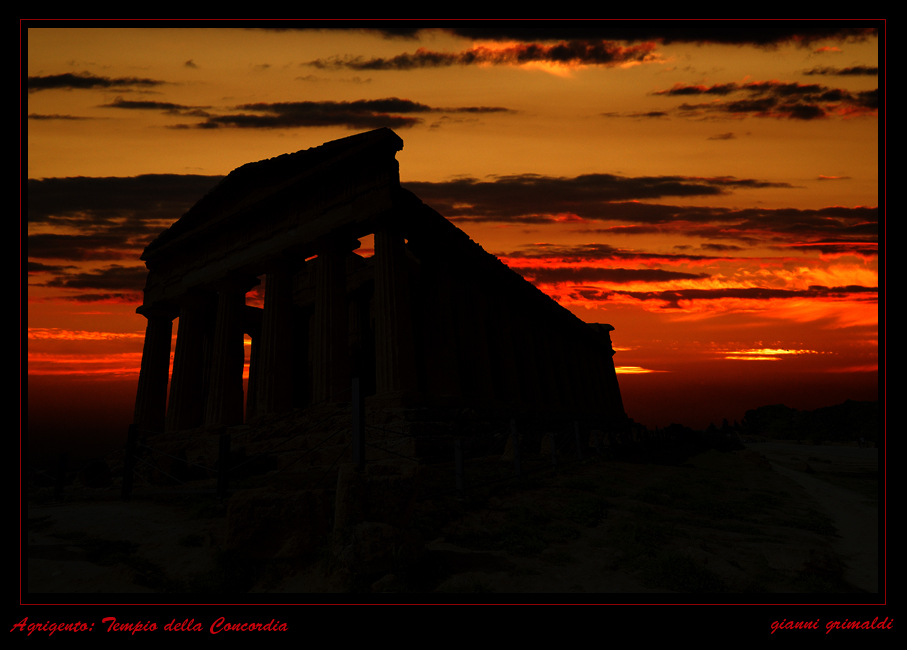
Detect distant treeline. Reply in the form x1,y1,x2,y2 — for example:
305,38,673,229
741,400,878,442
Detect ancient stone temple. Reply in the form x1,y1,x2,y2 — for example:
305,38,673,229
132,128,625,434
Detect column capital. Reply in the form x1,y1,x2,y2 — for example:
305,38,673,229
135,301,179,321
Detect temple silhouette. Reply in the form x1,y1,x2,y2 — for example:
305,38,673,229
131,128,625,437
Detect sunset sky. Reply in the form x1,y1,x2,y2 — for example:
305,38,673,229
25,22,882,461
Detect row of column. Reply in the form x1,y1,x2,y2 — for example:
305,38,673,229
132,228,417,433
132,225,624,432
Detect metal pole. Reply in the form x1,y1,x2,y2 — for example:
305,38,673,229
575,421,583,461
511,419,521,476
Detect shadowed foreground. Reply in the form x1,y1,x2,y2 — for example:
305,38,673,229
26,439,878,598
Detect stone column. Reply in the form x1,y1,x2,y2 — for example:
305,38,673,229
205,276,258,428
373,229,417,396
255,261,300,415
312,242,354,403
133,305,177,433
165,291,214,432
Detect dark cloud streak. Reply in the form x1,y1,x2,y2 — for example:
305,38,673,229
331,26,878,48
513,266,711,284
409,174,876,250
404,173,794,221
659,80,878,120
28,233,144,261
27,113,90,121
28,174,223,226
45,264,149,292
179,98,510,130
27,71,166,93
308,40,659,70
101,97,207,114
267,25,878,47
440,26,879,47
501,242,727,265
560,285,878,309
615,285,878,308
27,175,224,281
804,65,878,76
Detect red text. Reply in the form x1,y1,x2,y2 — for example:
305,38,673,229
10,618,91,636
165,618,204,632
826,617,893,633
209,618,288,634
102,617,157,634
771,619,820,634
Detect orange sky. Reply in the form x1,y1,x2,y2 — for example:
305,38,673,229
25,22,881,457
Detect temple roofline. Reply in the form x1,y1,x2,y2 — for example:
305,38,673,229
143,128,404,260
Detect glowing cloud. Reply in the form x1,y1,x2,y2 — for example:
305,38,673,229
720,347,819,361
28,328,145,341
615,366,667,374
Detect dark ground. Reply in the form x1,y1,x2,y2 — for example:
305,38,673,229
25,439,881,599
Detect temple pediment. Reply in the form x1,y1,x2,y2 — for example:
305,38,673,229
142,127,404,265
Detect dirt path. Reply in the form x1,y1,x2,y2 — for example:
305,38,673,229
747,443,880,593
